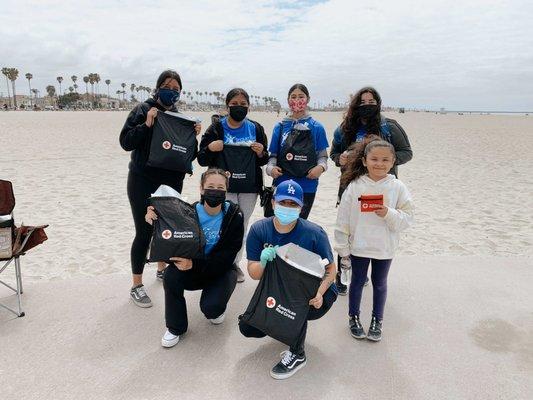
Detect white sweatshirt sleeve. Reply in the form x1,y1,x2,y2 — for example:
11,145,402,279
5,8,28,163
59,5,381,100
383,182,414,232
334,184,354,257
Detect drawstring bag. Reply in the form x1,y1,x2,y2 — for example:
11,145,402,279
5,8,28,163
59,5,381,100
216,145,257,193
147,111,197,173
148,196,205,263
240,244,326,347
277,123,317,178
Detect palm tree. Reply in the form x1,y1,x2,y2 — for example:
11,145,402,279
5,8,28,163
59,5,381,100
25,73,33,107
130,83,136,102
45,85,56,106
105,79,111,104
56,76,63,96
83,76,89,95
31,88,39,105
73,83,78,93
95,74,100,97
2,68,11,107
71,75,78,92
68,86,74,93
8,68,19,108
120,82,126,101
88,73,95,98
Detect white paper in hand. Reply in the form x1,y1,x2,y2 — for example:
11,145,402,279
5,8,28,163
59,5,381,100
151,185,182,199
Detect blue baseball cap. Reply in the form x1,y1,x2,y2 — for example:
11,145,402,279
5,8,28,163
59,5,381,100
274,180,304,207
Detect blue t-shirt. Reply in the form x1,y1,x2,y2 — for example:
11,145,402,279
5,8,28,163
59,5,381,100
196,202,227,255
269,116,329,193
246,217,337,294
221,117,256,145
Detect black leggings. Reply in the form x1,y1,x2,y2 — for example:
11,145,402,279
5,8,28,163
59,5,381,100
127,171,183,275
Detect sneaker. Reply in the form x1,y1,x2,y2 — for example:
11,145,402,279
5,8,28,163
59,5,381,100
236,265,245,283
156,269,165,281
364,276,370,287
209,313,225,325
161,329,180,348
130,285,152,308
270,350,307,380
367,316,383,342
336,273,348,296
349,315,366,339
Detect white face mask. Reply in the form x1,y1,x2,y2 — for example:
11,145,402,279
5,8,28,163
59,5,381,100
274,204,301,225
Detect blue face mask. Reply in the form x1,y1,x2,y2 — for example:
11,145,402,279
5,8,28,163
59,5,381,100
158,88,180,106
274,204,301,225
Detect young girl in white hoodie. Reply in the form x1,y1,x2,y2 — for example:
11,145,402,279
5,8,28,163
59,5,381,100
334,139,414,341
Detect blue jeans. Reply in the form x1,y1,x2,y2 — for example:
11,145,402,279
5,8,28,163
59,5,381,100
349,256,392,320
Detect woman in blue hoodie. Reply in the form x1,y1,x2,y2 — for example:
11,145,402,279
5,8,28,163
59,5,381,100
266,84,329,219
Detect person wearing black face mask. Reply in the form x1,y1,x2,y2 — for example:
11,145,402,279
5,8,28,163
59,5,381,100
120,69,202,309
145,168,244,347
198,88,269,284
329,86,413,295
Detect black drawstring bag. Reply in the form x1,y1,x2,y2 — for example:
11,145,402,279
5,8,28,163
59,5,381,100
147,196,205,263
240,257,321,347
147,111,197,173
216,145,257,193
277,123,317,178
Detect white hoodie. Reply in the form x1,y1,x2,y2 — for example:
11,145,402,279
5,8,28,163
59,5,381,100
334,174,414,260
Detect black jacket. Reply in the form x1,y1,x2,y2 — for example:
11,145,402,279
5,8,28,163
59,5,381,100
330,117,413,177
197,119,269,192
191,200,244,279
119,98,198,185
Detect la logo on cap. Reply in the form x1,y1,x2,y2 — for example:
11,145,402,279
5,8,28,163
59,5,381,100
287,184,295,195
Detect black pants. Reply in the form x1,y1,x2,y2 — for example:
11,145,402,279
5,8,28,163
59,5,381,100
264,192,316,220
164,265,238,336
127,171,183,275
238,288,337,354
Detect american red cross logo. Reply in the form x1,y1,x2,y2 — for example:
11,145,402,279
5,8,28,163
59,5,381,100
162,230,172,240
266,297,276,308
286,153,294,161
162,141,171,150
362,203,369,209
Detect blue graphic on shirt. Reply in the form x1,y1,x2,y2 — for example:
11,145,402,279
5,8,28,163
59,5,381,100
221,117,256,146
196,202,228,255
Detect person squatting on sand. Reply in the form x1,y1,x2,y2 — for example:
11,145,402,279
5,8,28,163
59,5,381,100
119,70,201,308
330,86,413,295
266,84,329,219
145,168,244,347
197,88,268,283
239,180,338,380
334,139,414,342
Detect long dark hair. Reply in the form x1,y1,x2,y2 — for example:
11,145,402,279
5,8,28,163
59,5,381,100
340,138,395,187
154,70,182,98
340,86,382,144
200,168,229,189
225,88,250,106
288,83,310,99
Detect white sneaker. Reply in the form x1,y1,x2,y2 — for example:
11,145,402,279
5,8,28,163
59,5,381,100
161,329,180,348
209,313,225,325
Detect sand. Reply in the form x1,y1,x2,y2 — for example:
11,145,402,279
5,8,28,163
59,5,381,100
0,110,532,398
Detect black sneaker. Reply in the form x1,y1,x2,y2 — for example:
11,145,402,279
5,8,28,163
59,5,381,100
367,316,383,341
130,284,152,308
156,268,166,281
349,315,366,339
336,273,347,296
270,350,307,380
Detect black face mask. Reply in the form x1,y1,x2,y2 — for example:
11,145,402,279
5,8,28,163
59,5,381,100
228,105,248,122
201,189,226,208
357,104,379,119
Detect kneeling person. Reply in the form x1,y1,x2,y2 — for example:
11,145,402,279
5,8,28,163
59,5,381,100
238,180,338,379
146,168,244,347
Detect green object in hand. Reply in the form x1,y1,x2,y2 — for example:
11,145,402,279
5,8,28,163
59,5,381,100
260,245,278,268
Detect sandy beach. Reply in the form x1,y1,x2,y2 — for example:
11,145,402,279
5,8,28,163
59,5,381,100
1,111,532,399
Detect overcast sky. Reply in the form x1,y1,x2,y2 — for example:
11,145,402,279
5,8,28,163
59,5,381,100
1,0,532,110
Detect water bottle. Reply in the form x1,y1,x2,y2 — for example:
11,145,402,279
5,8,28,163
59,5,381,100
340,256,352,286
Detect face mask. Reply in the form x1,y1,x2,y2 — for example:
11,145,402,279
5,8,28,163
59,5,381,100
288,98,307,113
158,88,180,107
357,104,379,119
228,105,248,122
274,204,300,225
201,189,226,208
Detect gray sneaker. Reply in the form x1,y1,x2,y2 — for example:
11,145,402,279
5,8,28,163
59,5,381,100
236,265,245,283
130,285,152,308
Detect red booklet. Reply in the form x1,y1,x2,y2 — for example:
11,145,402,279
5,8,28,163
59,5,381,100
358,194,383,212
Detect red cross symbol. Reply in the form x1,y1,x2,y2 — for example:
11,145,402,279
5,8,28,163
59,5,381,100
266,297,276,308
162,230,172,240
